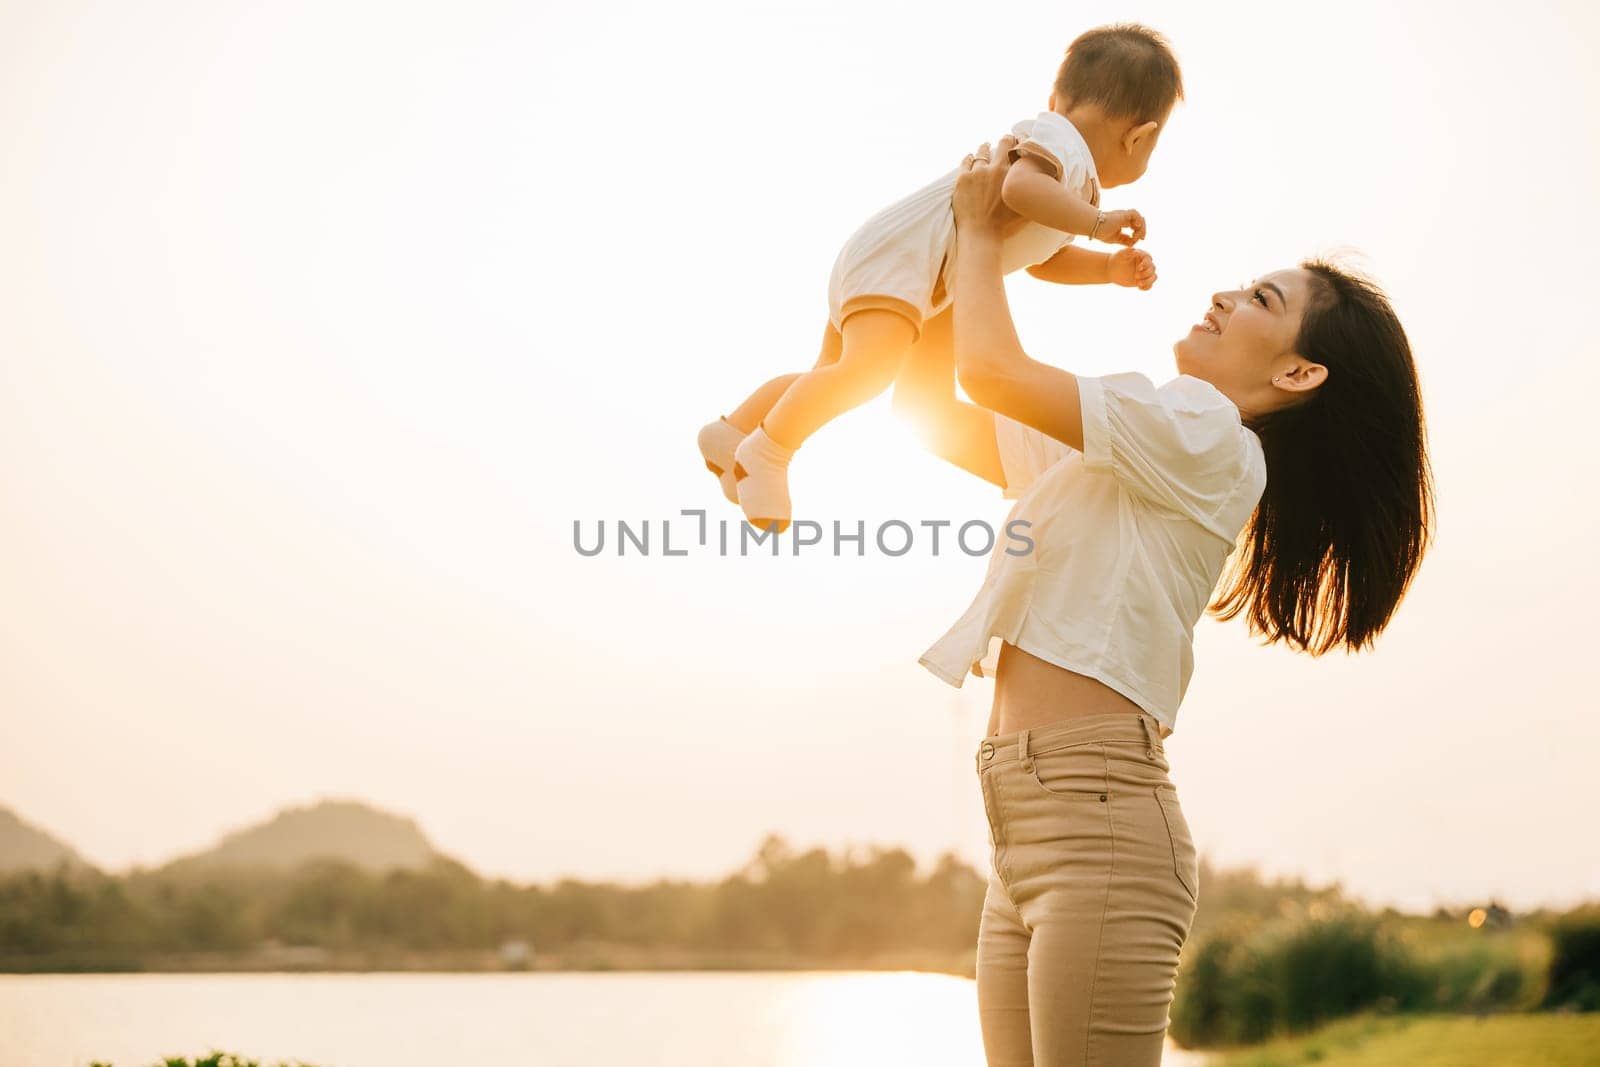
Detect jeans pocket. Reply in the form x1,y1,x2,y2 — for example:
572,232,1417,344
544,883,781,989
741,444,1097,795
1154,784,1199,904
1023,747,1109,803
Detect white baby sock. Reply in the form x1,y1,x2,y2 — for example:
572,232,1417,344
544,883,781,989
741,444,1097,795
697,416,746,505
733,425,796,534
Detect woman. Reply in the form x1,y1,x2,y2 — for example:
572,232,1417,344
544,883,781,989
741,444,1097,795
891,134,1433,1066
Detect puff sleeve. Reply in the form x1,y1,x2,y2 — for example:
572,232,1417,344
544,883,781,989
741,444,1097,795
1008,110,1094,194
1077,372,1267,539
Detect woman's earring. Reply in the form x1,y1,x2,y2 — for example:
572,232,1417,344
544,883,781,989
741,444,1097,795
1272,376,1280,383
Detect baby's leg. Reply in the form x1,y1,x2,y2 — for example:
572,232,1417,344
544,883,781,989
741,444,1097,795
731,310,915,532
760,309,915,449
724,321,844,433
889,306,954,417
723,375,799,435
698,322,843,506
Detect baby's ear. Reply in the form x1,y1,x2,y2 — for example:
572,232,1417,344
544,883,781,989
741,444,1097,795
1124,120,1160,153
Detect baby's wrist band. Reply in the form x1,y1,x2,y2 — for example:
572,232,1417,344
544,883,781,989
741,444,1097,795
1089,210,1104,241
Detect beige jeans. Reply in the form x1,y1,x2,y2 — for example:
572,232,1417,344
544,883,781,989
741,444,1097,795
974,712,1200,1066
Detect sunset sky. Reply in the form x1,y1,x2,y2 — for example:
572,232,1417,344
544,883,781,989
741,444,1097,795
2,0,1597,913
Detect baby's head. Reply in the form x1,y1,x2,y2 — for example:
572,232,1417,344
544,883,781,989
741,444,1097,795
1050,24,1183,188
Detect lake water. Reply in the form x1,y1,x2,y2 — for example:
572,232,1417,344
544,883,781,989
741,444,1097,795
0,972,1211,1066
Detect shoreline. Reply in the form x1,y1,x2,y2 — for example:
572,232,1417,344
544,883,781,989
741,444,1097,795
0,944,979,978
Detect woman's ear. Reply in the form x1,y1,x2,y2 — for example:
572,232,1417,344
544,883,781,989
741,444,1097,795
1122,119,1160,154
1274,359,1330,394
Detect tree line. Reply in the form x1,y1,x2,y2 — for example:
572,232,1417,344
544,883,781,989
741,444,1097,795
0,834,985,965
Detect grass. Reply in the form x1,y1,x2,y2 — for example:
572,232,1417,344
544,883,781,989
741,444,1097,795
1205,1012,1600,1067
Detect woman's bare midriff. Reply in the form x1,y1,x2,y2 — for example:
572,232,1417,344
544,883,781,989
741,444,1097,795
989,642,1172,739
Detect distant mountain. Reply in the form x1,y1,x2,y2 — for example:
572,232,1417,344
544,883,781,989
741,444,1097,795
155,798,448,877
0,806,96,875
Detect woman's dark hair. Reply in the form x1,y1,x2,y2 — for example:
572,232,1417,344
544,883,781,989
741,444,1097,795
1212,259,1434,654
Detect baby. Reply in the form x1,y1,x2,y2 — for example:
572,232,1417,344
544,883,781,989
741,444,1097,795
698,23,1183,531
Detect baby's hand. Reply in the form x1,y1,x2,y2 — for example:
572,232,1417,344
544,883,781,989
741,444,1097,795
1094,209,1146,246
1108,248,1156,291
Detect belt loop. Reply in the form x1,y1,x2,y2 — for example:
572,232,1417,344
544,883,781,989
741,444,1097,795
1139,715,1157,759
1018,729,1031,773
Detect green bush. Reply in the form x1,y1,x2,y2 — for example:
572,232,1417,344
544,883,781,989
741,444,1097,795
1171,901,1575,1050
1172,909,1427,1047
1426,938,1539,1012
1276,913,1427,1028
1544,907,1600,1011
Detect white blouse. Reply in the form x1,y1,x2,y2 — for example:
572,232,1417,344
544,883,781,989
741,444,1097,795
917,372,1268,733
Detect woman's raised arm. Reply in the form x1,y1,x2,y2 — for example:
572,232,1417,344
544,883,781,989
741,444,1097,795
888,308,1005,488
948,135,1088,454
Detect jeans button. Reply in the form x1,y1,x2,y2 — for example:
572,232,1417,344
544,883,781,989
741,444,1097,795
981,742,995,759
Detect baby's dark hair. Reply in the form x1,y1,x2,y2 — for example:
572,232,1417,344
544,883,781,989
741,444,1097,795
1054,24,1183,124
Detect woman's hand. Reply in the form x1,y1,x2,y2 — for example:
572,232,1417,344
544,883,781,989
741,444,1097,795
953,134,1024,243
946,133,1089,461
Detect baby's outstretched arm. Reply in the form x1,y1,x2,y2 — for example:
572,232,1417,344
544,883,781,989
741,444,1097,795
1000,155,1144,245
1028,245,1157,290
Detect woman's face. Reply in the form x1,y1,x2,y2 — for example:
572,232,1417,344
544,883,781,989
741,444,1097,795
1173,267,1322,418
